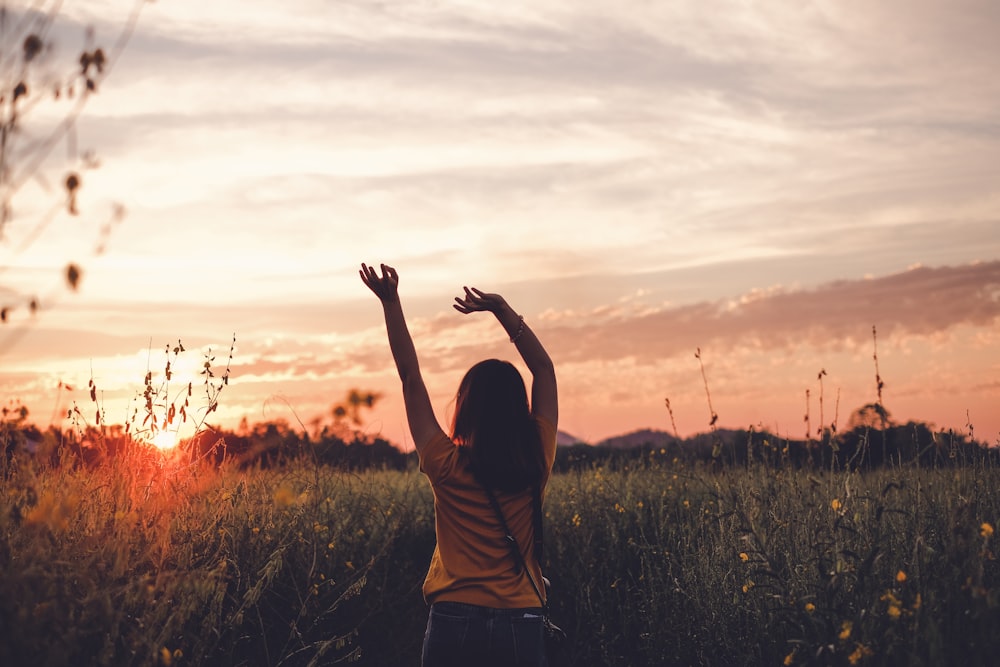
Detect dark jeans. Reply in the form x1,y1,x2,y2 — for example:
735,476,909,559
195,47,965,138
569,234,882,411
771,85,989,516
422,601,547,667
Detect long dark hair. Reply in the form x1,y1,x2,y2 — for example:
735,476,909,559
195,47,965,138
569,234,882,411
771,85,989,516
452,359,545,493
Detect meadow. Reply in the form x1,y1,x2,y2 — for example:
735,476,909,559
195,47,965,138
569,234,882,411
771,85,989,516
2,439,997,667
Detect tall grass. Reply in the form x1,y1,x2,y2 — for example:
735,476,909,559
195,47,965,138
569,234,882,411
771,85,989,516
1,447,997,666
545,457,999,666
0,448,431,666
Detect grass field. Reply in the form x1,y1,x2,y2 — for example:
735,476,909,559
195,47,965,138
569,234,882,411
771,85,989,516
1,445,997,666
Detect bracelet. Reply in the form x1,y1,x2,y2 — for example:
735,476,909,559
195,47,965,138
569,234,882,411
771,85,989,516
509,315,526,343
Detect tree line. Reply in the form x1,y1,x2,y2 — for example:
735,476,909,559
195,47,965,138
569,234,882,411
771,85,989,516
3,401,995,473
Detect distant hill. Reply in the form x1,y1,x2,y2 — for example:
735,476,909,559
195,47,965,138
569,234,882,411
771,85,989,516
590,427,775,450
556,430,585,447
595,428,680,449
563,427,758,450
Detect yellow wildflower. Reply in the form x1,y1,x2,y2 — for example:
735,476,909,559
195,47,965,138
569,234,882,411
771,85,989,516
839,620,853,641
896,570,907,583
805,602,816,614
783,649,796,665
848,644,873,665
159,647,172,666
887,603,901,619
739,552,749,562
831,498,842,511
571,513,582,527
981,522,994,539
882,590,901,606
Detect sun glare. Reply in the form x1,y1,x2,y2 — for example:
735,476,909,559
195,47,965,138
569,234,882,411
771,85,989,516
151,429,178,451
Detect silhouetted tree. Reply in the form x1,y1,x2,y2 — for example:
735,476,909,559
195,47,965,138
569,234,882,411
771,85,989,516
846,402,893,431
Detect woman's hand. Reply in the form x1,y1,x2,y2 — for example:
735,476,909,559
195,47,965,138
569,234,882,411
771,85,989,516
453,287,509,315
456,285,557,426
360,263,399,303
359,262,444,452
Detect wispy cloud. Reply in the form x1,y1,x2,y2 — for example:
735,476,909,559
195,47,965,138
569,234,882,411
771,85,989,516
414,261,1000,369
40,0,993,300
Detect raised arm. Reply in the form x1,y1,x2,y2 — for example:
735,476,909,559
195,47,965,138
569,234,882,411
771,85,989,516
453,287,557,427
360,263,444,452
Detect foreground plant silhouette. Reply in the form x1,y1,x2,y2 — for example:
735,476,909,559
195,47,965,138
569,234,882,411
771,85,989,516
0,0,148,353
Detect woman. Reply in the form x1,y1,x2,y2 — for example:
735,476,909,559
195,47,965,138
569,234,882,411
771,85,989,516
360,263,558,667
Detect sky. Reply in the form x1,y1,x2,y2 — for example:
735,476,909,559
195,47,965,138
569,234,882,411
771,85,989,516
2,0,999,449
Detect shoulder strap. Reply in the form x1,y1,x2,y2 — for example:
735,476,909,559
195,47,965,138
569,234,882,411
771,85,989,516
482,484,547,610
532,485,544,565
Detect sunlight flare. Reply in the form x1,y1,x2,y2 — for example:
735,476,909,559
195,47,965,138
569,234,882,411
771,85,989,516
151,429,178,451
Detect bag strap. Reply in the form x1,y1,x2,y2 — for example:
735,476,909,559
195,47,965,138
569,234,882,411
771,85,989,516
482,484,548,611
531,485,544,565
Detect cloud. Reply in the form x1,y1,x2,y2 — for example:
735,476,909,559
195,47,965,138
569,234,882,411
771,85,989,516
520,261,1000,366
43,0,995,298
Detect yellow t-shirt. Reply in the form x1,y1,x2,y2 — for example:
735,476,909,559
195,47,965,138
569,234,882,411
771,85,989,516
418,416,558,608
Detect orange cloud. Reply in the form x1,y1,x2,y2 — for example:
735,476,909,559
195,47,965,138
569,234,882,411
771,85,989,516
526,261,1000,365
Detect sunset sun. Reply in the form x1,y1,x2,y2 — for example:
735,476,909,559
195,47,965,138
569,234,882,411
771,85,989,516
151,429,178,451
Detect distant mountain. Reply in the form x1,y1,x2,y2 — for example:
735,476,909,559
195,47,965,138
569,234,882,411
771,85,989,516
596,428,681,449
556,430,585,447
543,427,770,450
588,427,776,450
